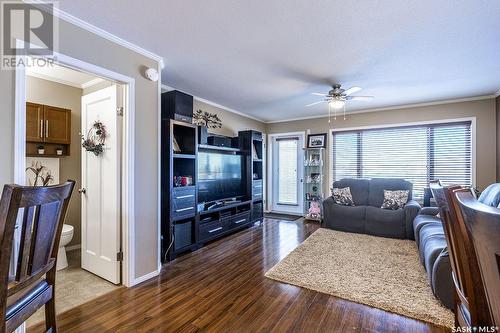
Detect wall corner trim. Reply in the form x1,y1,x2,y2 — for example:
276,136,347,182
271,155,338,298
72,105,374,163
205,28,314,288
26,0,165,68
132,269,160,287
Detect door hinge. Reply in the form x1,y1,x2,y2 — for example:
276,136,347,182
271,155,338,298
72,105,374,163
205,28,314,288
117,107,124,116
117,251,123,262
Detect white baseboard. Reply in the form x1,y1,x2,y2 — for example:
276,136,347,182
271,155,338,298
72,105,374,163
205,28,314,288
131,269,160,286
66,244,81,252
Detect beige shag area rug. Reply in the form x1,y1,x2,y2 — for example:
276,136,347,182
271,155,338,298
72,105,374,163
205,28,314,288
265,228,454,328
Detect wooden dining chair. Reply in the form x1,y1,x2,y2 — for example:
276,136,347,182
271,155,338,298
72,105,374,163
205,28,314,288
453,189,500,326
429,181,491,326
0,181,75,333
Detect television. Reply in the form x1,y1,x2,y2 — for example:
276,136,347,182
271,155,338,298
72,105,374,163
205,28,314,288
197,151,245,203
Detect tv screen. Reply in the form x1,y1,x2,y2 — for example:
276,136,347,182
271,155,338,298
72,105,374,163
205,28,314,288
197,151,245,203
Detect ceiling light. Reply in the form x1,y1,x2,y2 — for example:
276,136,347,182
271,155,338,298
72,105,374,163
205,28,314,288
329,99,345,109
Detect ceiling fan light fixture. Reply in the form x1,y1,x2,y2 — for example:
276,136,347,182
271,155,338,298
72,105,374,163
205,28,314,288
329,99,345,109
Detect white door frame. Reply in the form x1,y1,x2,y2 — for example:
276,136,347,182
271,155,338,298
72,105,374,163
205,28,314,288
266,131,306,214
14,40,138,287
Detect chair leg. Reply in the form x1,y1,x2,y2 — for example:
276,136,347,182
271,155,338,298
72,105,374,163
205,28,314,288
45,297,57,333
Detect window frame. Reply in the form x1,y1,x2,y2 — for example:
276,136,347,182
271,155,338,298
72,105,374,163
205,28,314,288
328,117,477,196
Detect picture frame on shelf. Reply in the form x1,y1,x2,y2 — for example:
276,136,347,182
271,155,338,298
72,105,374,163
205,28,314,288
173,137,181,152
307,133,327,148
252,142,259,159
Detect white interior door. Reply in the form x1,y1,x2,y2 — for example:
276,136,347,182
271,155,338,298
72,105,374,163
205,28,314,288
81,85,121,284
271,134,304,214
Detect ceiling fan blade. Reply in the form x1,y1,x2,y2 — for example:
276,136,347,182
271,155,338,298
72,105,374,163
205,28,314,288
348,96,374,101
343,86,362,95
305,100,326,107
311,92,327,96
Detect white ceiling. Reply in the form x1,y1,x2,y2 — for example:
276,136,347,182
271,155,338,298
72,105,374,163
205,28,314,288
26,60,104,88
59,0,500,122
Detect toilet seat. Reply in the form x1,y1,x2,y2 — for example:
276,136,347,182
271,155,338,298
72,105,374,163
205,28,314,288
62,224,74,235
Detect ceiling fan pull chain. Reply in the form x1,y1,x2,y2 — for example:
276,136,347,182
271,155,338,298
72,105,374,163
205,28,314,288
328,103,331,123
343,104,346,120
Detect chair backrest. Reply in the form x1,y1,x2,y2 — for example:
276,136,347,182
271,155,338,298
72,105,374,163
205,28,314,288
429,180,491,326
0,181,75,325
454,190,500,326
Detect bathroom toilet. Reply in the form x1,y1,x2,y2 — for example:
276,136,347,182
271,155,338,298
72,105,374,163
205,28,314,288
57,224,74,270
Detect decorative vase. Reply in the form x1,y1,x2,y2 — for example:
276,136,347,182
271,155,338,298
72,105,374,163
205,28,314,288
198,126,208,145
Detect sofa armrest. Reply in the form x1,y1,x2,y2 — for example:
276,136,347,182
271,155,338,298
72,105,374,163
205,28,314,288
420,207,439,216
404,200,421,240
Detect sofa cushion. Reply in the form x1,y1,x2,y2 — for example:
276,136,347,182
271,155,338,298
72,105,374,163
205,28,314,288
478,183,500,207
332,179,370,206
323,202,366,234
381,190,409,210
368,178,413,208
423,235,447,275
432,251,454,309
365,206,406,238
413,214,442,246
418,223,445,263
331,187,355,206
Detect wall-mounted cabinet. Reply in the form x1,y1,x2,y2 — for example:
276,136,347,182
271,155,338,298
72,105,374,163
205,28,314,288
26,102,71,157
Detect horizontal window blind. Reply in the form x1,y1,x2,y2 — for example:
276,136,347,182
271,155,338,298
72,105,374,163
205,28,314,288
332,122,472,199
277,138,298,205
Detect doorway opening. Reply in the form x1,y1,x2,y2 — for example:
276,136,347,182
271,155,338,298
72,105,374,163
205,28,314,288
18,58,129,327
268,132,305,215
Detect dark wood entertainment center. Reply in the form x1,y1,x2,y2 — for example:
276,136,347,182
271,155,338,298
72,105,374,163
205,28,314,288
161,91,264,262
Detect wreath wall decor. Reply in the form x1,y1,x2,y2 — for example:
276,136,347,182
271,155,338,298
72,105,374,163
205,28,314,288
81,121,107,156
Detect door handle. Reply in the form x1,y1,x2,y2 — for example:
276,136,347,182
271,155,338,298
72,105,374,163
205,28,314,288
78,188,86,194
234,219,247,224
45,120,49,138
40,120,43,138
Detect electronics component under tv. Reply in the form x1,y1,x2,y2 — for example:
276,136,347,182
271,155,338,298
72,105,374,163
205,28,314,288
198,151,245,203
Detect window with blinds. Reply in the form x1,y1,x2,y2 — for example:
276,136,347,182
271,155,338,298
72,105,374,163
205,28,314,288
332,121,472,199
277,138,299,205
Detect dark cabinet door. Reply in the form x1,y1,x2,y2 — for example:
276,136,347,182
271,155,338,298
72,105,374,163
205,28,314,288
26,102,44,143
44,105,71,144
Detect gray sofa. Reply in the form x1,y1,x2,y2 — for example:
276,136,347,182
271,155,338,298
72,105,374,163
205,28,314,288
414,182,500,310
323,178,420,239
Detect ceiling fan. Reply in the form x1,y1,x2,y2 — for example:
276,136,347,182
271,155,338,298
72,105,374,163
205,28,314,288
306,84,373,108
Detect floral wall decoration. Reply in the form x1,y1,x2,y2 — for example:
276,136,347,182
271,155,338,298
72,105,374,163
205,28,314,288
81,121,107,156
25,158,59,186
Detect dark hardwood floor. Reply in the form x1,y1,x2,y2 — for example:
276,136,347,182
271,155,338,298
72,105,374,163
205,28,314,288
29,219,449,333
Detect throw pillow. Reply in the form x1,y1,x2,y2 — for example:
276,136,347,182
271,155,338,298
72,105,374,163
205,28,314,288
332,187,355,206
381,190,409,210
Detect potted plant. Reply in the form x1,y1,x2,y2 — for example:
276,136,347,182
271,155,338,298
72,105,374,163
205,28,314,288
37,145,45,155
56,147,63,156
193,109,222,144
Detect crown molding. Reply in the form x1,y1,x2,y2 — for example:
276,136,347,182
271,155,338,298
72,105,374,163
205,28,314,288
26,69,106,89
494,89,500,97
266,94,497,124
161,84,265,123
26,70,82,89
25,0,165,68
81,77,105,89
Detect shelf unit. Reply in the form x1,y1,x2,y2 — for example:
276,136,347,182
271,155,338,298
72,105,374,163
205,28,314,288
161,119,198,261
239,130,264,222
303,148,325,221
161,91,265,261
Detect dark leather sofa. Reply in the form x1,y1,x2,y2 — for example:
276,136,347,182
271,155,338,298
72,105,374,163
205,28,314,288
413,183,500,310
323,178,421,239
